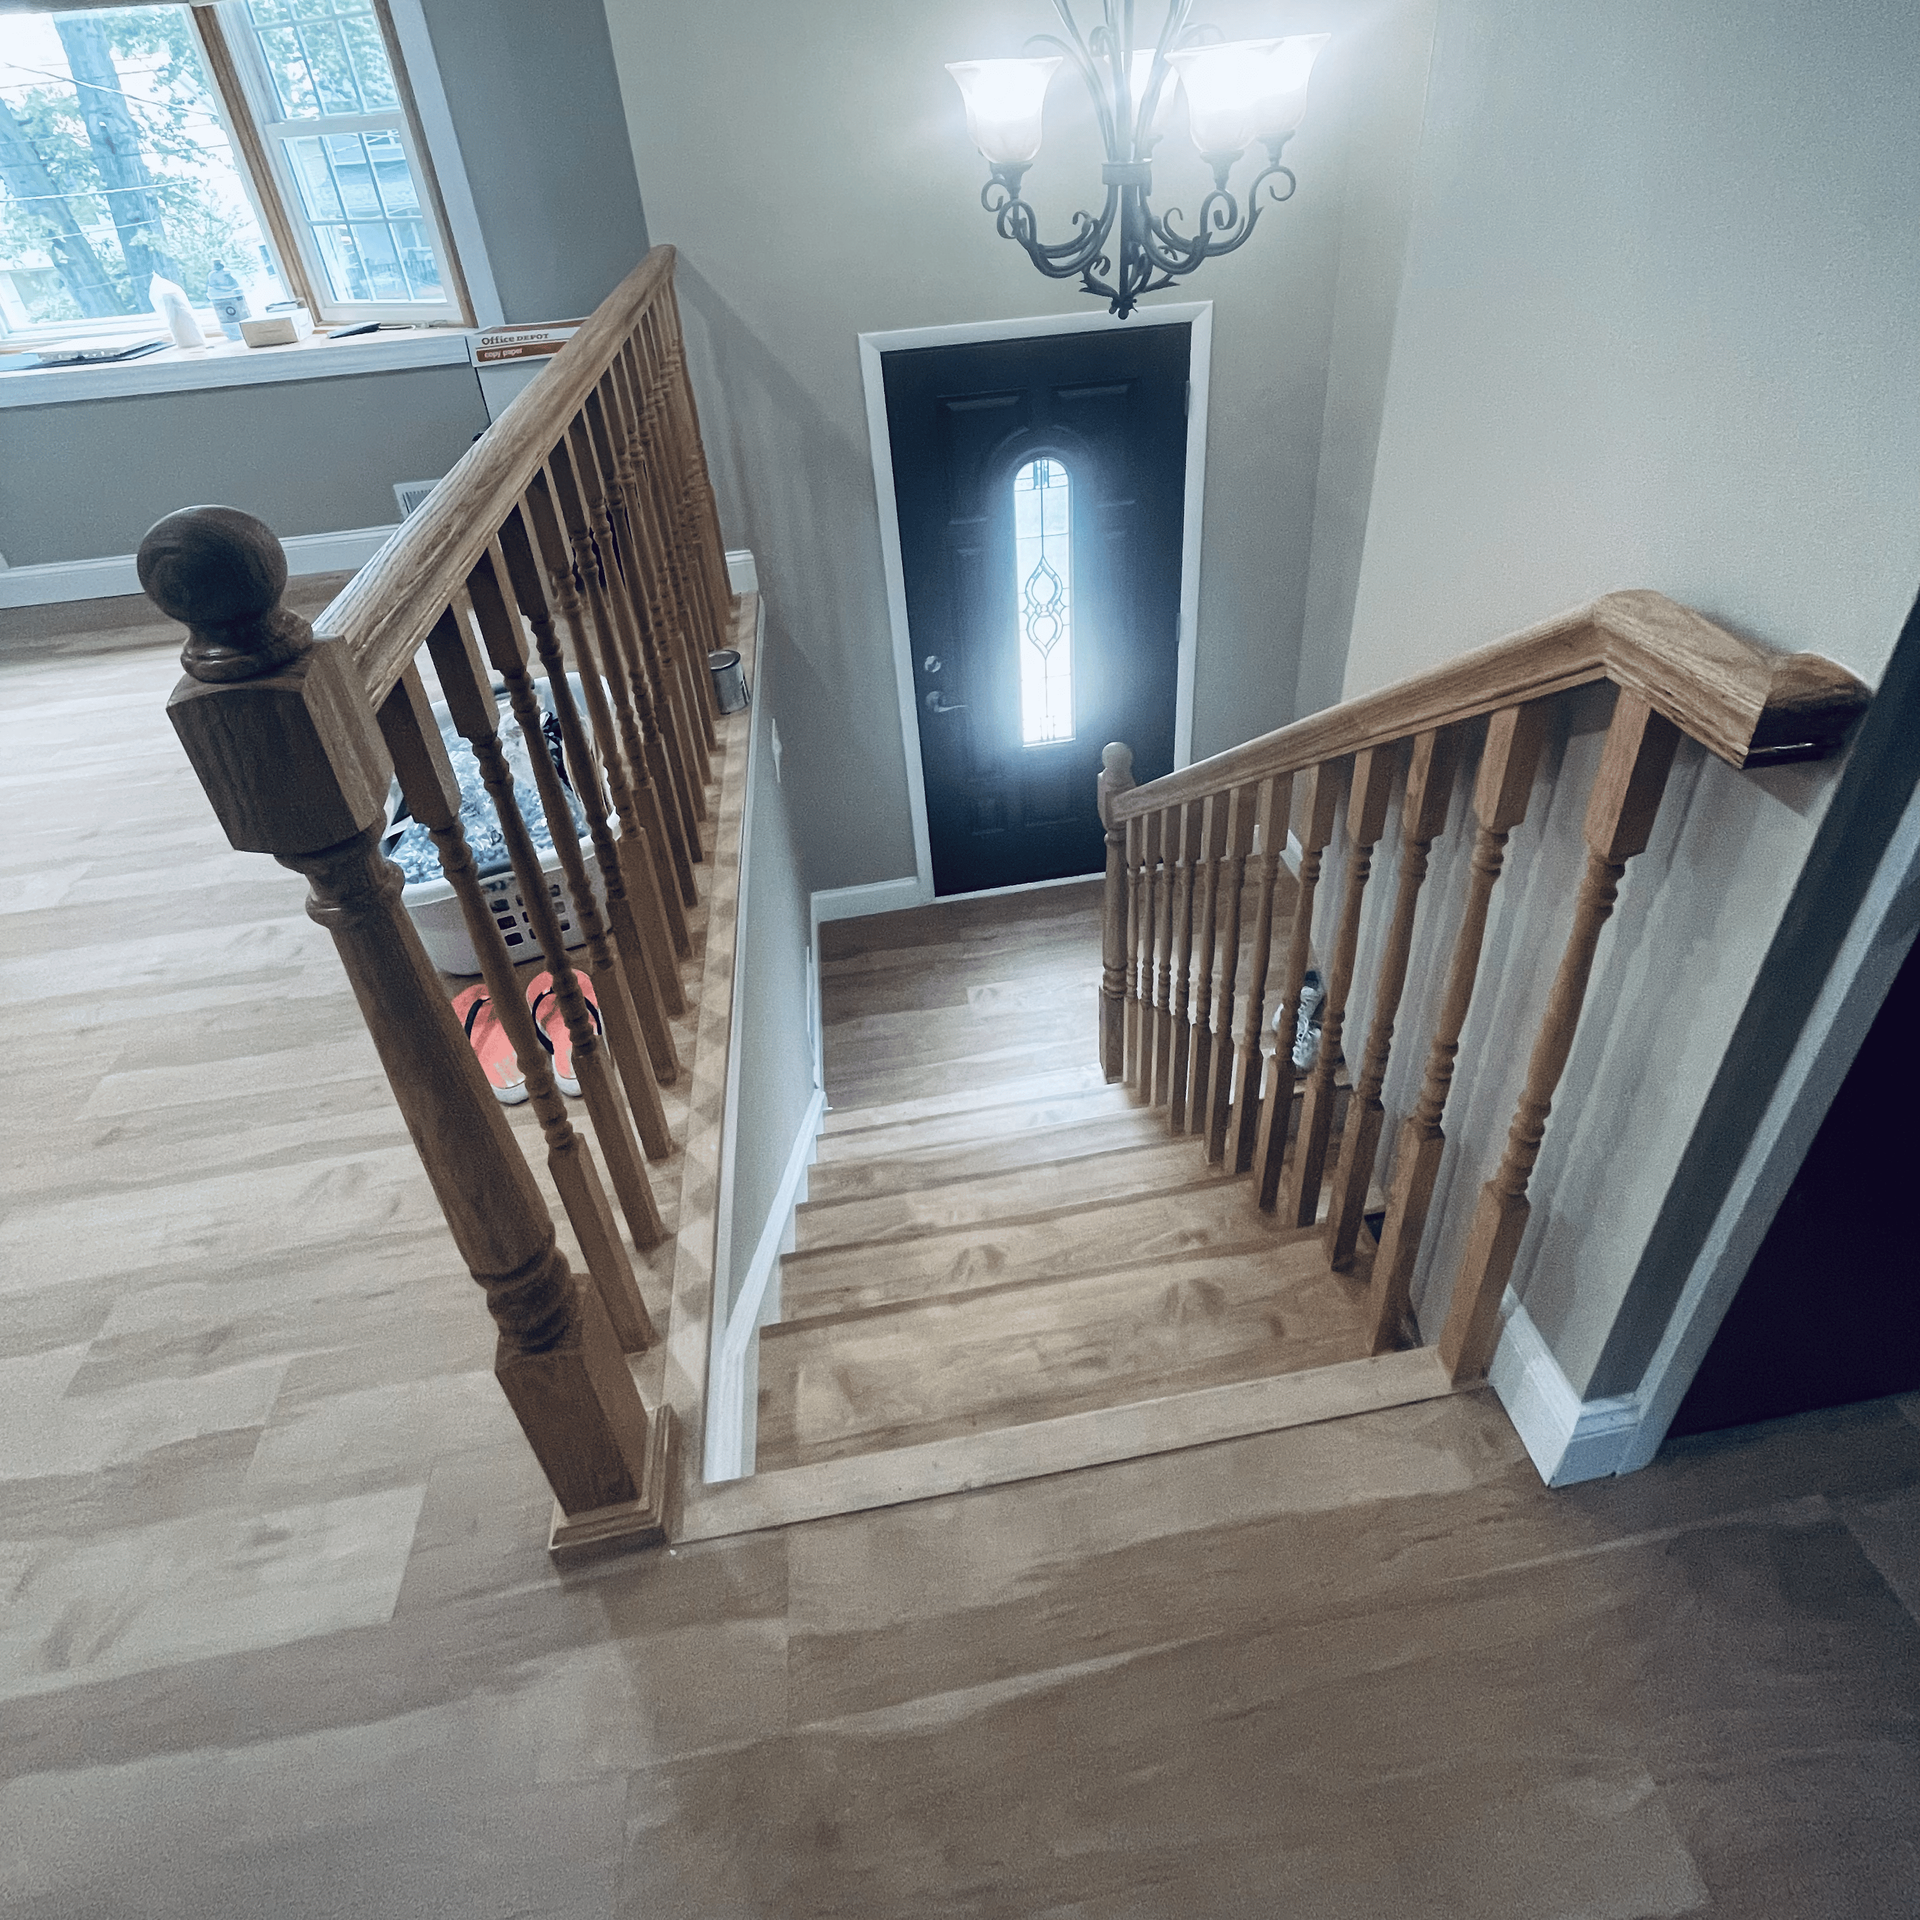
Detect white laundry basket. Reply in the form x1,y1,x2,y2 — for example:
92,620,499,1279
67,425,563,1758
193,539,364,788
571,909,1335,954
383,687,611,978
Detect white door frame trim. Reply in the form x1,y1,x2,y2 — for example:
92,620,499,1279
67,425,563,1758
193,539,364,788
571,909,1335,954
857,301,1213,907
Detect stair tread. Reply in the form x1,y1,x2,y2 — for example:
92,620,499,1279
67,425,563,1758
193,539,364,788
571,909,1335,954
756,1235,1370,1472
816,1084,1141,1169
804,1104,1177,1203
824,997,1095,1083
827,1036,1102,1112
779,1172,1305,1321
794,1135,1233,1258
820,1064,1119,1135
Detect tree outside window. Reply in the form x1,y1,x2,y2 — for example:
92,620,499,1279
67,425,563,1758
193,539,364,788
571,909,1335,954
0,6,277,333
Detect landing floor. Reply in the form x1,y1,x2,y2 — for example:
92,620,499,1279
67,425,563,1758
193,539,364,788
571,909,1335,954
3,600,1917,1916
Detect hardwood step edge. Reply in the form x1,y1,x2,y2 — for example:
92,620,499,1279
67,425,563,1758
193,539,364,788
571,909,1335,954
677,1347,1461,1543
798,1135,1226,1227
768,1222,1329,1334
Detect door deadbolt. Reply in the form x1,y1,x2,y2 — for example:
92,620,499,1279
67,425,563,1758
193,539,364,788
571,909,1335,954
923,655,942,674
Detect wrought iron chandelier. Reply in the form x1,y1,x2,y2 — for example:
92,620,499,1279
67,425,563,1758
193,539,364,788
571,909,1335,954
947,4,1328,319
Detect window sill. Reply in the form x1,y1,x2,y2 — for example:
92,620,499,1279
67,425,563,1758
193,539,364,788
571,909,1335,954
0,327,475,410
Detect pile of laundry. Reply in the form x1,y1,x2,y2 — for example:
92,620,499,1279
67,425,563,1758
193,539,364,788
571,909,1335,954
382,691,588,887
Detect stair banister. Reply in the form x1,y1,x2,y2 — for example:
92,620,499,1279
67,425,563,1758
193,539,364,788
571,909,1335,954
145,246,738,1555
148,510,671,1527
1102,594,1868,1384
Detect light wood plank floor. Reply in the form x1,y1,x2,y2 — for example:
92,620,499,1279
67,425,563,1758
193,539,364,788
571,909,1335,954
3,601,1916,1918
752,882,1372,1473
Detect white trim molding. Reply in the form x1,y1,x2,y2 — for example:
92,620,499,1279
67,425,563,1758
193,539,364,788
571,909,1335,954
1489,1290,1647,1487
1487,742,1920,1485
812,877,924,925
0,327,473,410
0,523,397,608
383,0,504,330
725,549,759,595
857,301,1212,910
1615,770,1920,1472
705,1088,827,1483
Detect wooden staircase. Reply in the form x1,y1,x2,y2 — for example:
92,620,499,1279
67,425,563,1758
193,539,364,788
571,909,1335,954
755,883,1375,1474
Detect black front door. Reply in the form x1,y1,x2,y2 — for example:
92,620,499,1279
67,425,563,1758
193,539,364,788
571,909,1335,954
884,324,1190,896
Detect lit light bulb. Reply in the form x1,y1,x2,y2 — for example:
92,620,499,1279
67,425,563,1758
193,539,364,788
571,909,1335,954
1167,35,1328,159
1247,34,1329,143
945,56,1064,167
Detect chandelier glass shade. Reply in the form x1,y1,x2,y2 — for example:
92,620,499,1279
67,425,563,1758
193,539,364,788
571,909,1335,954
947,4,1329,318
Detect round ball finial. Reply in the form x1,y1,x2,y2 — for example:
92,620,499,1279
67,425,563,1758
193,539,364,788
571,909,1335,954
138,505,312,683
1100,741,1134,778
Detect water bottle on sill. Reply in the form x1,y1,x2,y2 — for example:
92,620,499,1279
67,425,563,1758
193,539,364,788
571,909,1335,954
205,261,250,343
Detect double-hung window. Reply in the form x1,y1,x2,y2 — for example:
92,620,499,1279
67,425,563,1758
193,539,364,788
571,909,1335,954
213,1,462,324
0,1,468,347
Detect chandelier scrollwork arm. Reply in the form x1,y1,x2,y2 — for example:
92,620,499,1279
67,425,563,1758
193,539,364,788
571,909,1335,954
951,2,1323,317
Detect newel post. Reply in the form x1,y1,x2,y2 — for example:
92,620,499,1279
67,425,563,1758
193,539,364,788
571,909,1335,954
142,507,672,1556
1097,742,1135,1082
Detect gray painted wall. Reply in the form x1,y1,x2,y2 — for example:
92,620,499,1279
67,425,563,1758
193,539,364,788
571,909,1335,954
723,618,819,1326
415,0,649,323
1,367,488,564
1331,0,1920,1396
3,0,647,568
606,0,1362,890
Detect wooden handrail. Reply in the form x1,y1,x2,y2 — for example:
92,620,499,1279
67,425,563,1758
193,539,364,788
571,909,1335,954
315,247,678,709
1100,586,1872,1403
144,247,736,1559
1110,590,1867,823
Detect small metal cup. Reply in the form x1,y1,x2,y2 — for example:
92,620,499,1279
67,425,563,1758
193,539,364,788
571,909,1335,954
708,648,749,714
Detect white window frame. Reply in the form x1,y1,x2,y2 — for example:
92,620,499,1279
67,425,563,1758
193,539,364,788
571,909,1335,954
211,0,465,326
0,0,486,348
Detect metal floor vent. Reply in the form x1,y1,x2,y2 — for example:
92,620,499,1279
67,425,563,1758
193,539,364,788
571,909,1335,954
393,478,443,520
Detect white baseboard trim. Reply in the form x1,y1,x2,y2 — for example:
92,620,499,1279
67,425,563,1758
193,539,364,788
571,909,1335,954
0,523,398,608
704,1087,828,1483
724,548,758,595
1489,1289,1646,1487
812,876,924,924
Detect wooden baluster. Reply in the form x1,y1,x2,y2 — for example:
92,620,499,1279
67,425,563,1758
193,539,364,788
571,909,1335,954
598,357,714,795
1183,792,1228,1137
144,507,671,1543
464,545,673,1164
1138,813,1164,1106
378,663,655,1352
1438,692,1681,1378
566,415,705,867
612,347,718,790
1151,806,1177,1109
1229,776,1293,1173
522,471,691,979
1204,784,1256,1165
1097,742,1135,1083
584,386,712,813
1252,760,1346,1198
618,335,717,749
445,563,667,1244
1124,813,1147,1095
646,305,733,678
496,505,682,1084
1166,800,1203,1131
1367,702,1550,1354
658,289,736,642
1284,748,1396,1226
629,326,724,732
1324,727,1461,1269
549,436,700,910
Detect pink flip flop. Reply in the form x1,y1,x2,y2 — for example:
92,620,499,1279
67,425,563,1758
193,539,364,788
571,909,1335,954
452,983,528,1105
526,970,601,1097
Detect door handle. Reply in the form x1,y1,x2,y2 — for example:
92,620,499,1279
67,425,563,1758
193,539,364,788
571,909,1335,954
924,690,968,715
